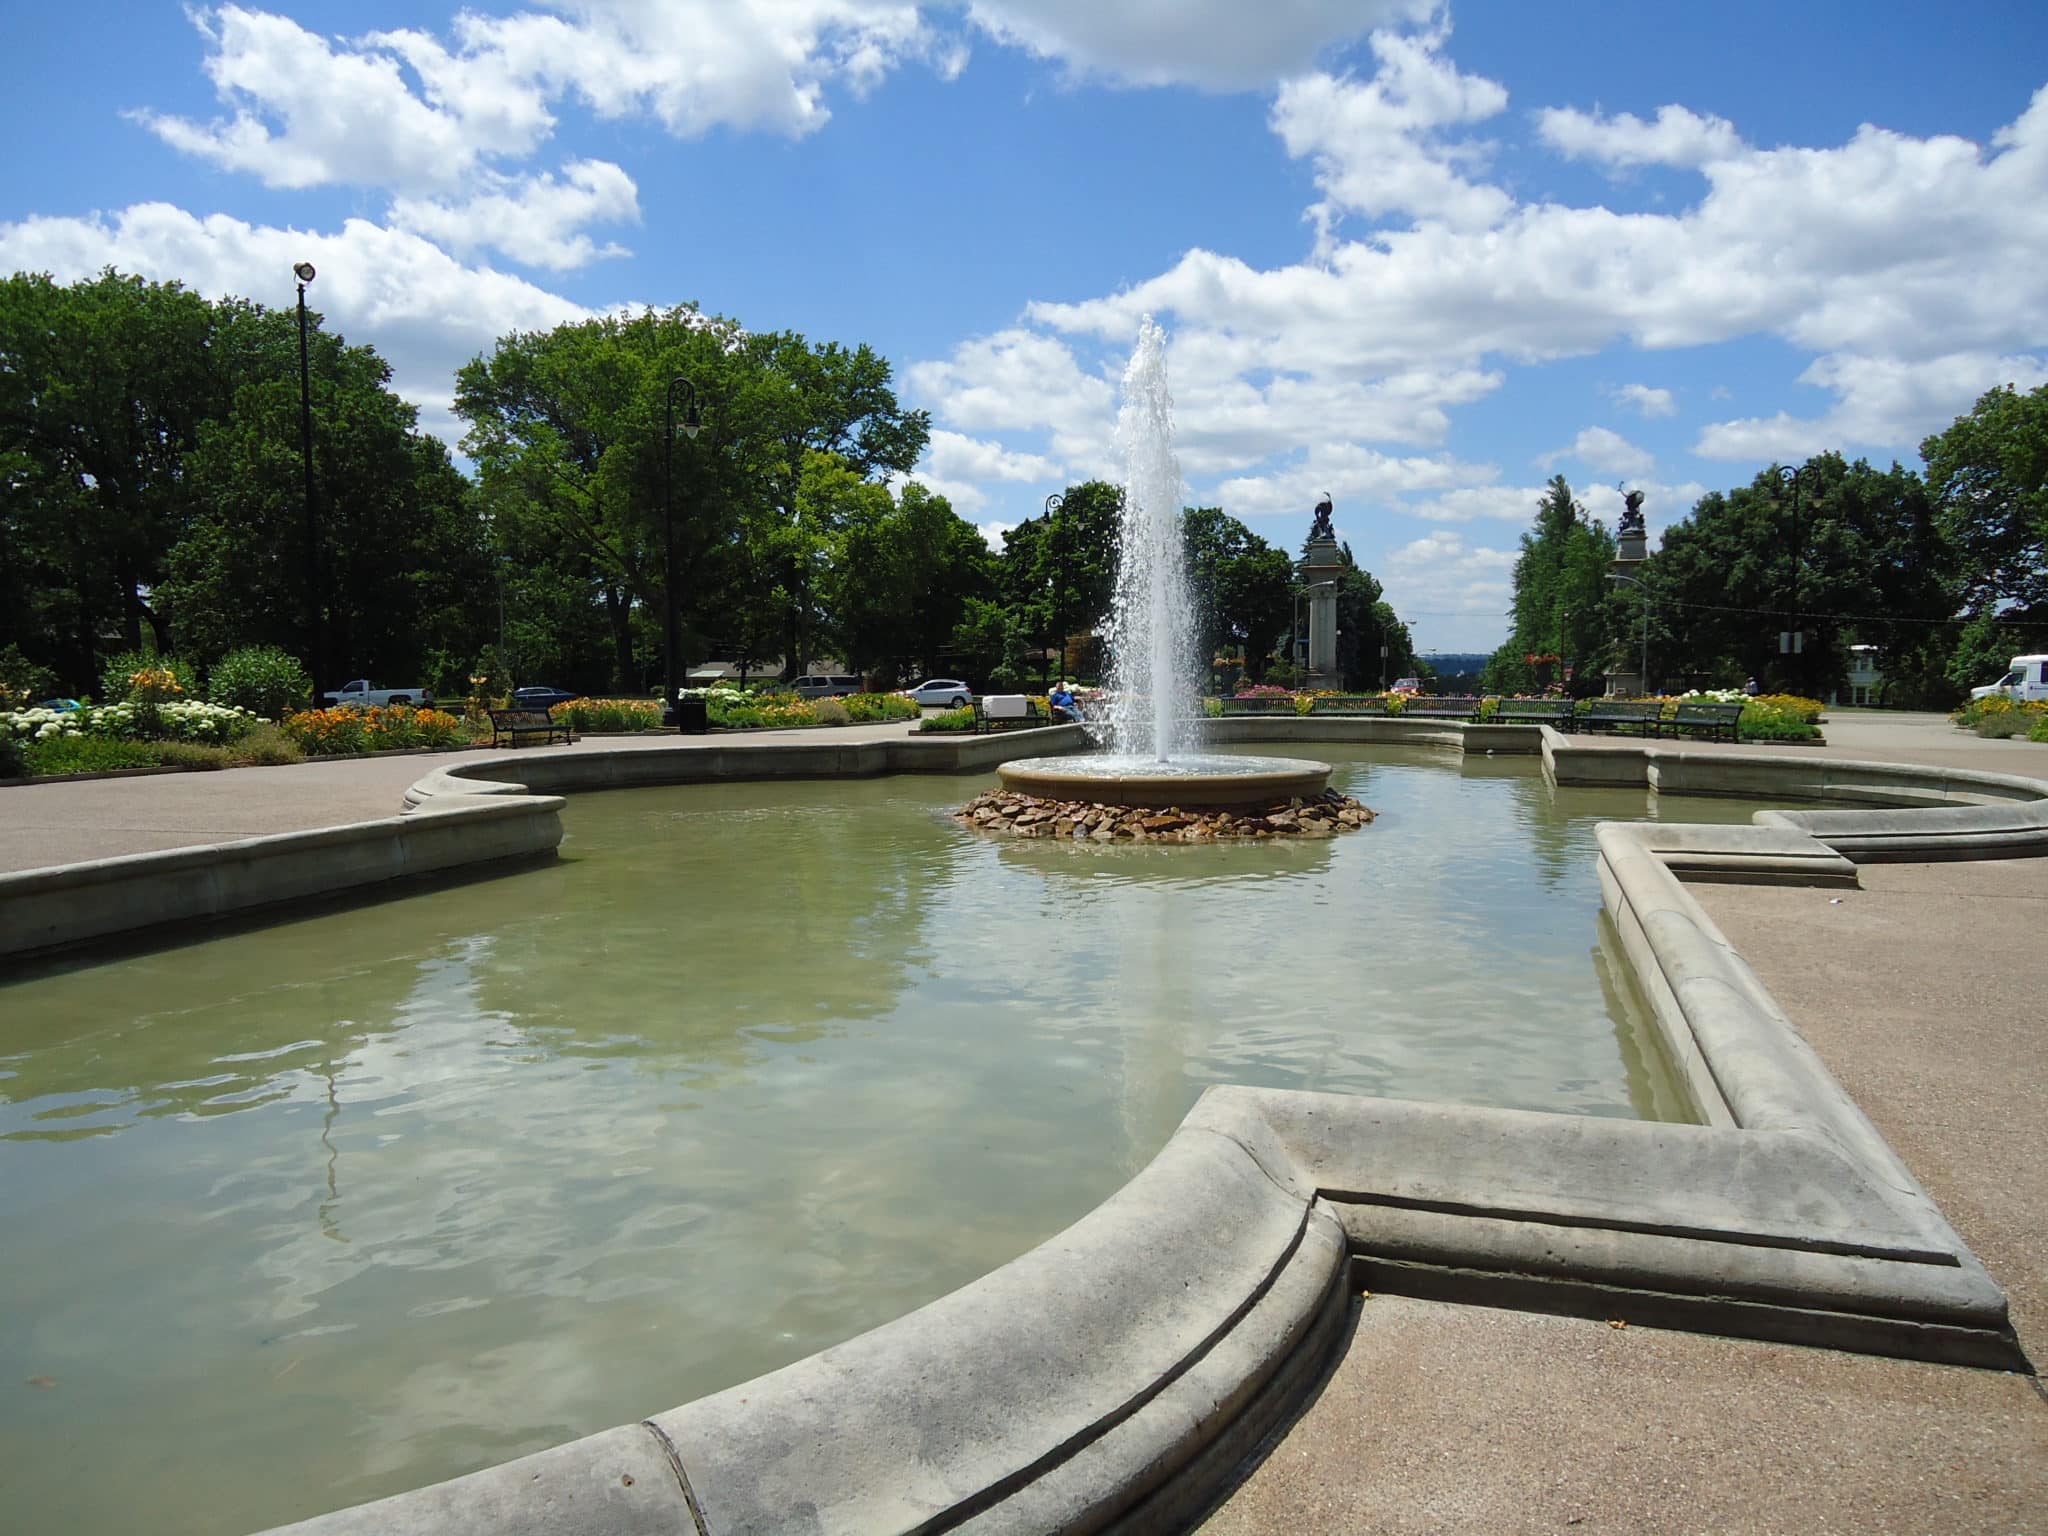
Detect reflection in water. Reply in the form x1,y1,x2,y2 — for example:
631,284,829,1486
0,751,1776,1535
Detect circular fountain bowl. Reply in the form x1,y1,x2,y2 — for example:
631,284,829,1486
998,752,1332,810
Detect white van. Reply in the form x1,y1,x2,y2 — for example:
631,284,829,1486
791,673,861,699
1970,654,2048,703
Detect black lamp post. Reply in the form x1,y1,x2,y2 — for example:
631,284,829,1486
1775,464,1806,693
294,261,323,702
1045,492,1066,686
663,376,703,724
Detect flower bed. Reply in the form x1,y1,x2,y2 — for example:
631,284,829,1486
3,699,258,746
1951,695,2048,739
553,698,663,733
281,705,470,756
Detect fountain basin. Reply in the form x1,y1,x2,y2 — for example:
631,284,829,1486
997,752,1332,809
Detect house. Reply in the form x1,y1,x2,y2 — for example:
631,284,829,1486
1833,645,1884,707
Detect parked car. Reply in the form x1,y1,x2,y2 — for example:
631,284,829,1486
320,678,434,709
790,673,861,699
510,685,579,710
1969,654,2048,703
1390,677,1422,695
898,678,973,708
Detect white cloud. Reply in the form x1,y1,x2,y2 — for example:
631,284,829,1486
906,328,1118,471
1612,382,1676,418
924,429,1060,484
1539,425,1655,478
976,519,1015,550
1694,350,2048,461
1381,529,1517,646
1214,442,1492,521
389,160,640,271
1402,484,1551,524
1537,104,1743,170
136,1,953,200
1271,28,1513,233
964,0,1428,90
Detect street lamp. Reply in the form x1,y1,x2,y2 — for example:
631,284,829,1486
294,260,323,701
1775,464,1807,692
663,376,703,726
1045,493,1068,686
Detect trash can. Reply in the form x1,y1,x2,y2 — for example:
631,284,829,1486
673,695,709,734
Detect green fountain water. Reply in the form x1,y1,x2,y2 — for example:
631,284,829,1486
1,745,1782,1533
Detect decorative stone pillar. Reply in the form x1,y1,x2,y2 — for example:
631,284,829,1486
1607,487,1649,696
1300,538,1345,691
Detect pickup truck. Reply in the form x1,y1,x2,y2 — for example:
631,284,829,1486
320,678,435,709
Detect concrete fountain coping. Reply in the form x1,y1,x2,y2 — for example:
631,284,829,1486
3,719,2039,1534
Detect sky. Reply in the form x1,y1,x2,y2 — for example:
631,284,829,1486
3,1,2045,654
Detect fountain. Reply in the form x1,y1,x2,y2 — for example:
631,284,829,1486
992,318,1346,821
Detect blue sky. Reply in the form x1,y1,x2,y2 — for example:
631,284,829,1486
4,1,2045,652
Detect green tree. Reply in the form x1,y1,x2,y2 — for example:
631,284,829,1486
1922,383,2048,619
161,305,487,684
990,481,1121,685
1644,456,1953,698
1485,476,1621,695
0,270,220,690
1181,507,1294,685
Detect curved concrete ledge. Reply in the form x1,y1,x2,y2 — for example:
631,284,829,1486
403,723,1091,812
0,798,564,959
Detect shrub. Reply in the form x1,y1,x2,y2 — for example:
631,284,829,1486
811,697,851,725
0,644,59,709
226,723,305,766
2029,716,2048,744
208,646,314,719
842,692,920,724
556,697,662,733
709,694,819,730
0,732,23,778
24,735,165,775
97,649,198,704
919,705,976,733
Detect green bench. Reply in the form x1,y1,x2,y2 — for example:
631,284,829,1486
1403,695,1483,721
975,695,1052,732
1668,700,1745,742
1310,695,1392,716
1582,699,1667,736
488,708,571,748
1489,698,1577,728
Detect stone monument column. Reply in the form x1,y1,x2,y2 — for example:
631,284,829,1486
1300,493,1345,691
1606,487,1649,696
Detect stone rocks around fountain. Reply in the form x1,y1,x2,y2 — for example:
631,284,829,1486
953,787,1374,843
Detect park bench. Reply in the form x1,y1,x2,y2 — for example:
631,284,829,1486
1582,699,1667,736
1310,695,1392,716
1667,700,1745,742
1489,697,1578,729
488,708,571,748
1402,695,1483,721
1218,695,1300,716
976,694,1052,732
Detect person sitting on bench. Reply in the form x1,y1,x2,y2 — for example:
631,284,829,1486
1049,682,1081,723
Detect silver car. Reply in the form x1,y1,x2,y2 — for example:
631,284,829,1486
899,678,973,708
